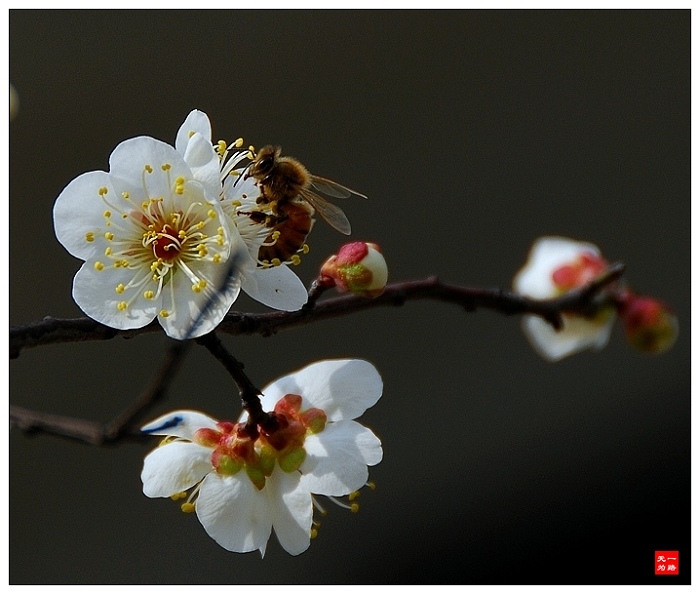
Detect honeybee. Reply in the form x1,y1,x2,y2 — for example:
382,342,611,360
242,145,367,264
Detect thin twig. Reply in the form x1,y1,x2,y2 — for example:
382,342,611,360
11,339,191,444
195,332,267,426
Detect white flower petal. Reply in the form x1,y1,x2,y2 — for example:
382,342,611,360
158,257,241,340
240,264,308,312
53,171,115,260
72,261,158,330
109,137,192,199
181,132,220,196
140,410,219,439
300,421,382,496
261,360,383,421
141,441,212,498
514,236,602,299
521,313,615,361
175,109,212,155
196,473,273,554
266,469,312,556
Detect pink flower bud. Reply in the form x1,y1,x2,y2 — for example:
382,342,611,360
619,293,678,354
320,242,388,298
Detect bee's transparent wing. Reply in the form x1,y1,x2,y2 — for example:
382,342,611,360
309,175,368,200
299,188,352,235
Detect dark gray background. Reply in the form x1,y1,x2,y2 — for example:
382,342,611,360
10,10,689,584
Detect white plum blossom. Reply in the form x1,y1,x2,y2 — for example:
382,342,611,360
513,236,616,361
178,110,309,311
53,111,307,340
53,132,239,339
140,359,383,556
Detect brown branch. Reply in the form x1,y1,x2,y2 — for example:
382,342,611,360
11,339,191,445
9,263,626,357
9,265,626,445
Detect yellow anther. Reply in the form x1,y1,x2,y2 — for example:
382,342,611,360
246,150,254,160
217,226,225,235
366,481,376,490
170,491,187,501
216,140,227,155
310,528,318,539
192,280,206,293
85,232,95,242
105,232,114,241
207,209,217,219
234,137,244,148
302,244,310,254
142,201,150,210
290,255,301,266
122,191,130,200
94,261,104,271
348,491,360,501
115,284,125,294
271,258,282,267
197,245,208,256
212,254,222,263
178,230,187,238
161,163,171,171
175,185,184,195
159,309,170,318
175,176,185,184
187,130,195,138
105,247,113,256
248,145,255,153
117,301,128,311
232,200,242,207
144,164,153,173
350,503,360,513
271,231,281,240
144,290,155,299
195,221,205,230
181,502,196,513
103,210,112,218
98,187,108,196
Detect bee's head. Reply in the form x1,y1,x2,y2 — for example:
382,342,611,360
249,145,281,179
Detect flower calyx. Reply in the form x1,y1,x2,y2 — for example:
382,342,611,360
194,395,327,491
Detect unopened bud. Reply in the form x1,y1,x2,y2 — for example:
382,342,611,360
619,293,678,354
319,242,388,298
